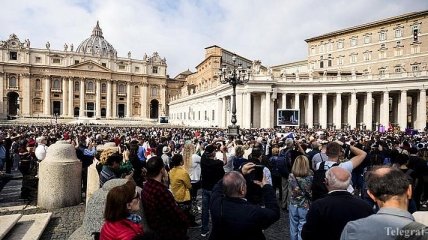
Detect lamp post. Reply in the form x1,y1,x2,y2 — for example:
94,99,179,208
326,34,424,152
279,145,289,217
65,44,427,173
218,55,251,136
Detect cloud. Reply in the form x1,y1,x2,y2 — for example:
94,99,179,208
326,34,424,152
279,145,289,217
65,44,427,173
0,0,427,77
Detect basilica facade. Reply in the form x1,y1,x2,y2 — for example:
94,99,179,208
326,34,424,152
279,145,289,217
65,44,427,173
168,10,428,131
0,22,168,121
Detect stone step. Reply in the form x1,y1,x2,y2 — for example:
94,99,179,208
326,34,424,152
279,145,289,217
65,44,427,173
3,212,52,240
0,214,22,239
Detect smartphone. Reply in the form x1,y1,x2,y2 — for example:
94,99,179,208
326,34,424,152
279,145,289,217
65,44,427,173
253,165,264,181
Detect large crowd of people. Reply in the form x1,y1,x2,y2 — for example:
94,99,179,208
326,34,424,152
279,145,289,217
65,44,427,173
1,123,428,239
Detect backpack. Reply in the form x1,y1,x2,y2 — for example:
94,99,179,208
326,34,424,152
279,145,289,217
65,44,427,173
311,161,339,201
268,156,281,177
277,149,292,178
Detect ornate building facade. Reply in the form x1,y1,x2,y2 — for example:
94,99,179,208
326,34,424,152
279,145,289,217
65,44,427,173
0,22,168,120
169,10,428,131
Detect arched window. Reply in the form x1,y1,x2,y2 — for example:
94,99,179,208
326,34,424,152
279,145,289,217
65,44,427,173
118,84,125,94
135,85,139,94
35,79,41,90
53,79,61,90
101,83,107,93
74,81,79,92
87,81,94,92
9,76,17,88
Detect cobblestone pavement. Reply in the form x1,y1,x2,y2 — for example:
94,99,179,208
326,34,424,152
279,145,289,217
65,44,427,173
0,172,290,239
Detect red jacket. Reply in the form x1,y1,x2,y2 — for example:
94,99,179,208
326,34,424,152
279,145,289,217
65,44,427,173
100,219,143,240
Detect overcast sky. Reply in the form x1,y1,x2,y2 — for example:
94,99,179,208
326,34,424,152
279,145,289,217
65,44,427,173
1,0,427,77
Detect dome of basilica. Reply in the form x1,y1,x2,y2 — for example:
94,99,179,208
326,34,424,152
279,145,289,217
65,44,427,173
76,21,117,57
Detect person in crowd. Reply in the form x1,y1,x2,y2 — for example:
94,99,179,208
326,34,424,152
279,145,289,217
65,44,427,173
141,156,189,240
407,147,428,210
288,155,313,240
0,135,7,173
246,145,273,204
182,142,201,212
306,140,320,166
169,153,200,228
233,145,248,171
128,140,145,187
310,140,328,170
315,140,366,172
161,146,171,171
100,152,128,187
200,144,225,237
100,180,145,240
341,166,424,240
268,146,282,200
209,163,280,240
302,167,373,240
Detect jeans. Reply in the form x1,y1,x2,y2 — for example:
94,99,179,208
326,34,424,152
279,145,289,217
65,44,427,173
281,176,289,209
201,189,212,233
289,204,308,240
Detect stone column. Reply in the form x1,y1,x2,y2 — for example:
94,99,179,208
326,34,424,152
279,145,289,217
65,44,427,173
112,81,117,118
140,83,147,118
417,89,427,131
282,93,287,109
381,91,389,129
399,90,407,131
79,78,85,117
22,74,31,116
364,92,373,130
68,78,73,117
96,80,101,118
222,97,226,128
126,83,132,118
349,92,357,129
334,93,342,129
160,85,166,116
307,93,314,129
217,98,222,127
62,77,68,117
320,92,327,129
265,92,271,128
244,92,252,129
44,77,51,116
294,93,300,109
236,91,243,126
106,81,112,118
0,73,4,117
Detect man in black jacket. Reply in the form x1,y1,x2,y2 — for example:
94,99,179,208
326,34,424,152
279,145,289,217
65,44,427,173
200,144,225,237
302,167,373,240
209,163,280,240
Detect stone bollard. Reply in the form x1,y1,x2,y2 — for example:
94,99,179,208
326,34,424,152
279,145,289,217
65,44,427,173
69,179,128,240
38,140,82,209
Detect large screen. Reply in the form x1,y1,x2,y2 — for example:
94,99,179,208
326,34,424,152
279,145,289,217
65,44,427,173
159,116,169,124
277,109,299,126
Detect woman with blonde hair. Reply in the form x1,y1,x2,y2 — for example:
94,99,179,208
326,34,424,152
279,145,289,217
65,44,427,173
181,142,201,212
288,155,313,240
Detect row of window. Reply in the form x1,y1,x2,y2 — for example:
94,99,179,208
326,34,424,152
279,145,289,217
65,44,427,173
316,45,420,68
172,110,215,121
311,24,420,55
7,77,159,96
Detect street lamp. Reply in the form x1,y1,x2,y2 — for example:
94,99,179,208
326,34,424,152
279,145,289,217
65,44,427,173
218,55,251,136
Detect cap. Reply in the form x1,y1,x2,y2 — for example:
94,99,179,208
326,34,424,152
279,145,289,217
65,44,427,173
162,146,170,153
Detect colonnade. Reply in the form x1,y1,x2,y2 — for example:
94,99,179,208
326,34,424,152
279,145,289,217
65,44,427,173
217,88,427,131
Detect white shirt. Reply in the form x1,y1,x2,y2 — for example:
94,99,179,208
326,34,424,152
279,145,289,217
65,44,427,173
35,144,48,161
189,153,201,182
